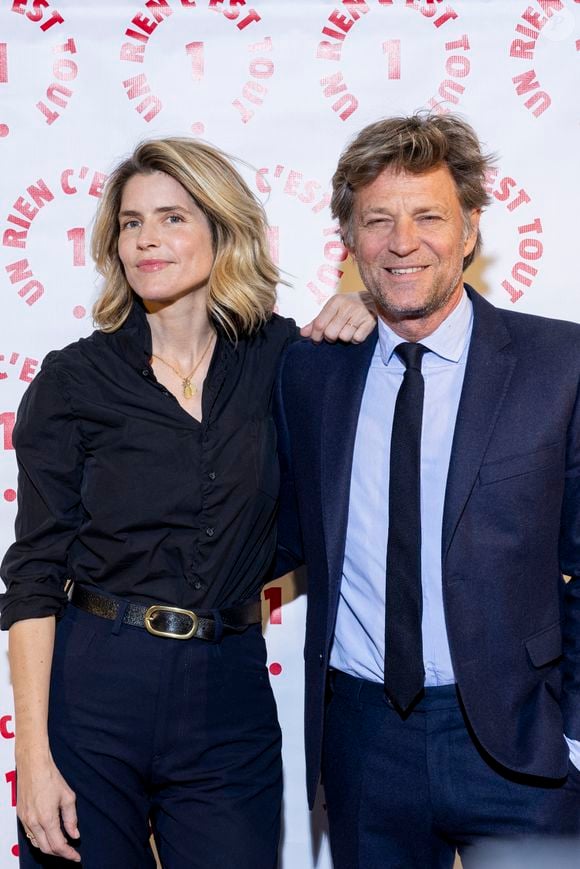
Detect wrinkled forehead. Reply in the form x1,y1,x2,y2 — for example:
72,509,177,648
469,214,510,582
353,163,462,211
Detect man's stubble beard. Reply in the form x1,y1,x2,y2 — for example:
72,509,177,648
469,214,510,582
360,246,467,324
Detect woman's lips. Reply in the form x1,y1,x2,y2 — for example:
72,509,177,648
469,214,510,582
136,260,171,272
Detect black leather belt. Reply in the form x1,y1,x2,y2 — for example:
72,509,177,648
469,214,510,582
70,584,262,642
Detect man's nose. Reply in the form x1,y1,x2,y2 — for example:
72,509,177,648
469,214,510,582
388,218,420,256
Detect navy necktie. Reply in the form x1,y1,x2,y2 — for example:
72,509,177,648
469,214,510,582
384,342,428,715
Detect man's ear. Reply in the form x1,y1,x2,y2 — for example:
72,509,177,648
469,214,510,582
340,221,357,262
343,235,357,264
464,208,481,256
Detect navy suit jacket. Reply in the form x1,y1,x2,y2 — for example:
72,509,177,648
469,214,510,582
274,286,580,808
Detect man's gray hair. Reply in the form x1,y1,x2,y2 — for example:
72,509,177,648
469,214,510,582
331,113,494,270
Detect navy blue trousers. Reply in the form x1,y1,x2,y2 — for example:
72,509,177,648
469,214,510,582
322,671,580,869
18,604,282,868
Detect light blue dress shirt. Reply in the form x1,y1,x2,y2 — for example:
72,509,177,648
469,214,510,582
330,287,580,769
330,289,471,685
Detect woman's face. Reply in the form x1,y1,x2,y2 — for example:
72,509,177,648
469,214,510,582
117,171,214,307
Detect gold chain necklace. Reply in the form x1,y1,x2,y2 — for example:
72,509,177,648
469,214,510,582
151,332,215,400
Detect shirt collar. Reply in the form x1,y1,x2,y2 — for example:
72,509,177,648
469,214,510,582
110,297,153,370
107,297,236,395
377,287,473,366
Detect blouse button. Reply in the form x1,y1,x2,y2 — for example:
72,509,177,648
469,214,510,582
208,471,216,480
142,369,150,376
193,581,202,590
205,527,215,537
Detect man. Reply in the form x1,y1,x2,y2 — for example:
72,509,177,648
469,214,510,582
274,114,580,867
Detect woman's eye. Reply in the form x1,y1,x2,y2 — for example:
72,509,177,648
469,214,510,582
122,220,140,230
167,214,184,224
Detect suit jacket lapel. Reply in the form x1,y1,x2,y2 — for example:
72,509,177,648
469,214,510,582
442,288,516,561
321,329,378,592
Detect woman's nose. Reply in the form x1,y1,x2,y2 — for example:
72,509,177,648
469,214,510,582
136,223,160,248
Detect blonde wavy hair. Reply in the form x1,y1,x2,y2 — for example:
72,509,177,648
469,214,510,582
91,138,279,338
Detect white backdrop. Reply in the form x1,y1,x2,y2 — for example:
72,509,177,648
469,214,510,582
0,0,579,865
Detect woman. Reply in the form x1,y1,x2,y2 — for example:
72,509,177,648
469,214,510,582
0,138,374,868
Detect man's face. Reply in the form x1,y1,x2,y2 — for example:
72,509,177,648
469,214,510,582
348,164,480,339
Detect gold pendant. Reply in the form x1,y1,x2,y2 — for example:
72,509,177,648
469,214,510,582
183,379,195,399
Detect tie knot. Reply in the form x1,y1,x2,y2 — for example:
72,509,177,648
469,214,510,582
394,342,427,372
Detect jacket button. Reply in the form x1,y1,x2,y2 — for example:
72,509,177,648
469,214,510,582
208,471,216,480
141,369,149,376
205,527,215,537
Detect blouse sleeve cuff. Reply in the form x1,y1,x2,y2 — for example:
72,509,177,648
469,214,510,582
0,592,68,630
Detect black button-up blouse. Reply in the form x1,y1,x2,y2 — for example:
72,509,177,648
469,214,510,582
0,301,298,629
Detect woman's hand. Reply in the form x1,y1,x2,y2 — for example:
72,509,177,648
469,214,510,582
300,291,376,344
9,617,81,861
17,750,80,862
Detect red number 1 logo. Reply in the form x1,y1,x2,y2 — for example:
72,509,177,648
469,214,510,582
5,770,16,808
66,227,86,266
263,586,282,625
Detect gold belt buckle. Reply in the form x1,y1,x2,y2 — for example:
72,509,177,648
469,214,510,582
144,605,199,640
